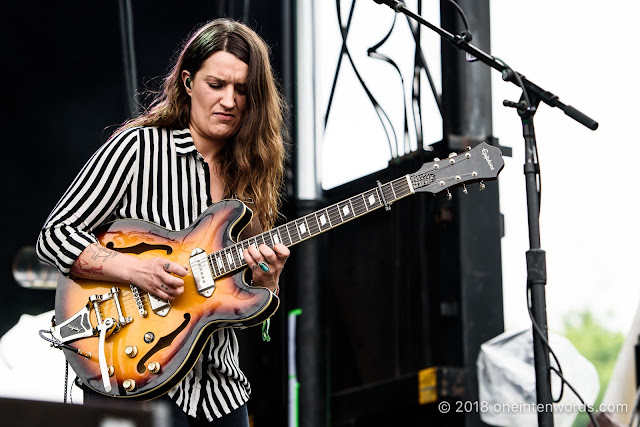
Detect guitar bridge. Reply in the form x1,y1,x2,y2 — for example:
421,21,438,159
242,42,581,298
89,289,132,331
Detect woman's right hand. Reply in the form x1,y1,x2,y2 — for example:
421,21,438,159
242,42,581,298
130,257,188,301
71,243,188,301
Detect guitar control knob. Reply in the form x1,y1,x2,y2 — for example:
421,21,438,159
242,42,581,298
107,365,114,377
123,379,136,392
148,362,161,374
125,346,138,358
144,332,155,344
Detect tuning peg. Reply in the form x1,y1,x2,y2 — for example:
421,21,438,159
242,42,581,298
479,181,486,191
462,184,468,194
446,189,452,200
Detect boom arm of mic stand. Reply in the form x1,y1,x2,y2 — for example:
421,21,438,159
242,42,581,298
372,0,599,130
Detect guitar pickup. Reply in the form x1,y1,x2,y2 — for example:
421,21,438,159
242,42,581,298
190,248,216,297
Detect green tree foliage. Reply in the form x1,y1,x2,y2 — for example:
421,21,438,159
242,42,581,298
563,310,625,427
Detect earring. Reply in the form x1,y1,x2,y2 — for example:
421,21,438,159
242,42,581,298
186,77,191,89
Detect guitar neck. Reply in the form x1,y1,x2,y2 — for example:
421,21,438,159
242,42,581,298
207,174,416,278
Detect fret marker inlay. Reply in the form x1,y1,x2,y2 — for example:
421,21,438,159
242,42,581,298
320,214,326,226
369,195,375,205
342,206,350,215
299,224,307,235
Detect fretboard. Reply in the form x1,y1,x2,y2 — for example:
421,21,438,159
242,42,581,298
206,174,418,278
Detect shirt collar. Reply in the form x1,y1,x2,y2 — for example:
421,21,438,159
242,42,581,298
172,128,197,156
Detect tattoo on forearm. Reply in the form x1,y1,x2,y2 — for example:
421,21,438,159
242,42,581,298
70,244,117,277
87,244,119,262
71,258,105,276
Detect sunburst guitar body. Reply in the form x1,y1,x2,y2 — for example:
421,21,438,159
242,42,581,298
53,200,278,400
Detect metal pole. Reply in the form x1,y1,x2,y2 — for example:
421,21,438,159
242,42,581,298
440,1,504,426
117,0,138,117
294,1,326,425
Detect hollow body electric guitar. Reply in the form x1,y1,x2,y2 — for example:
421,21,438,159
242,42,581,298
50,142,504,400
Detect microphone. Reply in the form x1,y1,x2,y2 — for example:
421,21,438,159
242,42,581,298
372,0,405,12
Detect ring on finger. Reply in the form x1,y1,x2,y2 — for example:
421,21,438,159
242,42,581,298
258,261,270,273
161,284,168,291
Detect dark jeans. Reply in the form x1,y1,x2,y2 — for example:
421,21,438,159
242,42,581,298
84,390,249,427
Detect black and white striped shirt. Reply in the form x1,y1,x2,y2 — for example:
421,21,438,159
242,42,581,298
36,126,251,420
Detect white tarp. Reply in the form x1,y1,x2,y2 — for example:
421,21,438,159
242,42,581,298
477,328,599,427
0,310,83,404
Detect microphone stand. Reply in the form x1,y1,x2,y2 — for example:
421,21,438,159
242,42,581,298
372,1,599,427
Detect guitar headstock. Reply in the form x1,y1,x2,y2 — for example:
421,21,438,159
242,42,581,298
411,142,504,194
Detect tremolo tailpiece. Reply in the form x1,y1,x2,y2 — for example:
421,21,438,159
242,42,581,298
50,286,131,393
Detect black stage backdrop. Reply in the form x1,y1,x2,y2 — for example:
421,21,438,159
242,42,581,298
1,2,503,426
0,0,289,337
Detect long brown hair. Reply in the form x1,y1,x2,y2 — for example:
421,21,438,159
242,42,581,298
117,18,288,230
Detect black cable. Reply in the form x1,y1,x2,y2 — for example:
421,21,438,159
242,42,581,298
64,361,69,403
324,0,357,127
39,329,74,403
327,0,398,158
366,12,412,156
526,290,565,402
494,57,543,210
402,14,444,117
494,57,532,117
550,367,599,427
71,376,79,404
443,0,470,33
39,328,59,346
526,289,600,427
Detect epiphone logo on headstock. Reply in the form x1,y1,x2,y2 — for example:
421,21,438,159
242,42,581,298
482,148,495,171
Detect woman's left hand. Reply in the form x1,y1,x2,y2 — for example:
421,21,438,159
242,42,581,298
244,243,290,293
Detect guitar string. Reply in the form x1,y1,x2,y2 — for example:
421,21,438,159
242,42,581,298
202,178,413,274
94,172,448,317
94,169,465,321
